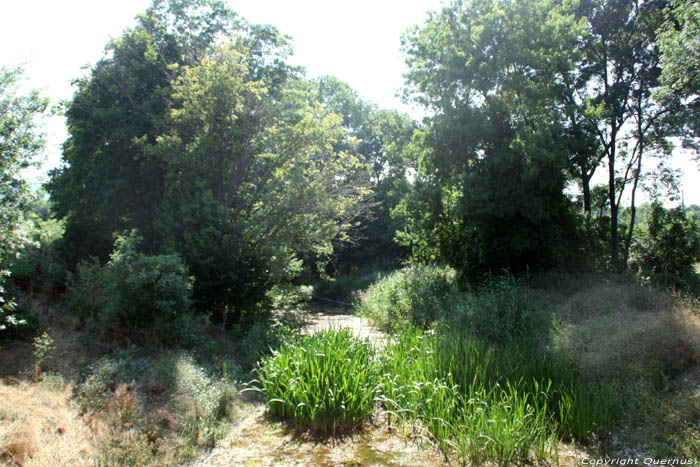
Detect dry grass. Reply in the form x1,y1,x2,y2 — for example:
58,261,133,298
548,281,699,380
0,381,97,466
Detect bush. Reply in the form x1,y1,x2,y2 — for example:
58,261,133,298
355,264,458,331
10,217,66,289
238,318,293,365
152,353,238,446
631,203,700,288
312,266,388,303
256,329,379,434
65,231,198,346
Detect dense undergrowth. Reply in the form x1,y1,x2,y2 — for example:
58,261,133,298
255,267,700,464
3,263,700,465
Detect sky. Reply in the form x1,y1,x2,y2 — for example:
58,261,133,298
2,0,440,182
2,0,699,204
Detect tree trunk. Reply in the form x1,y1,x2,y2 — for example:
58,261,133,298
623,98,644,267
582,170,592,218
608,128,620,271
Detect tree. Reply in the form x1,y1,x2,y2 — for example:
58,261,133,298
572,0,696,269
658,0,700,98
152,44,369,319
308,76,418,271
400,0,583,279
48,0,248,263
0,67,47,332
631,203,700,283
657,0,700,144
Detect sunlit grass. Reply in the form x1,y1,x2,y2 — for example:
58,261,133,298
255,328,380,435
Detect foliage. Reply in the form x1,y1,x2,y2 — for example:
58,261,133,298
65,231,199,346
79,349,239,463
312,265,387,303
355,264,458,331
441,273,536,344
572,0,696,268
152,352,237,446
238,318,294,365
48,0,244,263
631,203,700,288
380,329,617,463
309,76,418,271
0,67,47,336
256,329,379,434
658,0,700,100
153,43,369,318
9,214,66,290
50,1,372,321
399,0,584,280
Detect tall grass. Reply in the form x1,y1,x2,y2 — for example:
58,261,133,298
255,328,380,434
256,271,630,464
378,329,617,464
256,326,616,464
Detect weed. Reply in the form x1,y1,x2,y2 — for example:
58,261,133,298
32,331,55,381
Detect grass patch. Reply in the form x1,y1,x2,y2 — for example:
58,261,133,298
255,328,380,435
0,381,97,466
379,329,616,464
256,324,616,464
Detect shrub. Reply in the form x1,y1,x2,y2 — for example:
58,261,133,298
9,217,66,289
256,329,379,434
355,264,458,331
631,203,700,289
239,318,293,365
106,232,193,329
313,266,387,303
79,350,239,454
65,231,197,346
152,353,238,446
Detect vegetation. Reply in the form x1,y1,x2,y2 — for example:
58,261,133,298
255,329,379,434
0,67,47,336
355,264,458,330
3,0,700,464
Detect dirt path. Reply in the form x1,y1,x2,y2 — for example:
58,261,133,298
298,305,388,346
192,307,443,467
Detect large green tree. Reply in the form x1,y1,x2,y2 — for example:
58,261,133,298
48,0,251,262
400,0,583,279
49,0,371,319
153,44,369,316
